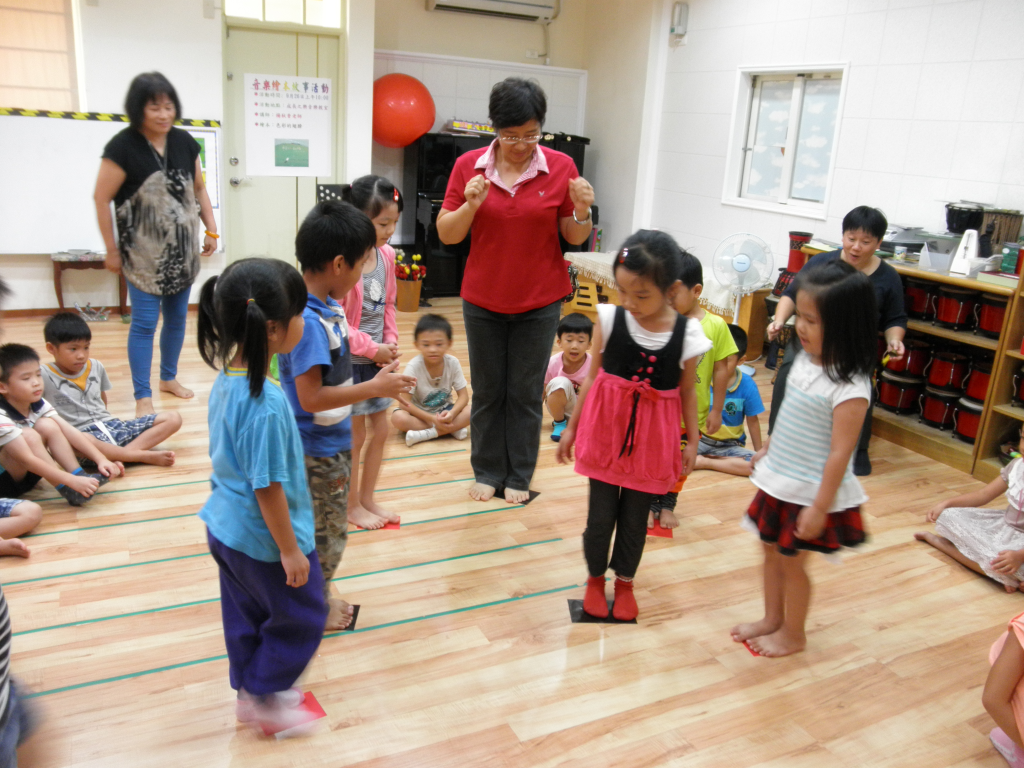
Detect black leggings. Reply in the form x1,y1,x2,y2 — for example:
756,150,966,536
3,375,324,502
583,479,654,579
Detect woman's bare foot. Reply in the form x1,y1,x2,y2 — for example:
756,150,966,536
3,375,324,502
0,539,30,558
135,398,155,417
469,482,496,502
659,508,680,529
730,617,782,643
325,598,354,631
363,499,399,524
748,628,806,657
159,379,194,399
504,487,529,504
349,506,386,530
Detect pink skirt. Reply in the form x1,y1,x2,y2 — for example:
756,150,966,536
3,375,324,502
574,370,682,494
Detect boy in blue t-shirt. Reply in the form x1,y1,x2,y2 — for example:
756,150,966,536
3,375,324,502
276,201,415,631
694,324,764,477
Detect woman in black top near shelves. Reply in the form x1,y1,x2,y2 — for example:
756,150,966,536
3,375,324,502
94,72,217,417
766,206,908,476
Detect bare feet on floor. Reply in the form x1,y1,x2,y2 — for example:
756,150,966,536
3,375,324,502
659,508,680,529
469,482,496,502
362,499,399,524
135,398,156,417
134,450,175,467
730,618,782,643
648,510,657,529
504,487,529,504
159,379,194,399
0,539,30,558
747,629,806,657
349,506,386,530
325,598,354,631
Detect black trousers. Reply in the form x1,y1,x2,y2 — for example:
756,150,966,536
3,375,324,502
583,479,654,579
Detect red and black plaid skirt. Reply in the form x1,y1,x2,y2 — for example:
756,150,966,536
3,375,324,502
746,489,866,556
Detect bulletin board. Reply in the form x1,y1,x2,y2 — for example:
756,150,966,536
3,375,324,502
0,110,222,255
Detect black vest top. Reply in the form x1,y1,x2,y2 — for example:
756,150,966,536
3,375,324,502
602,306,687,390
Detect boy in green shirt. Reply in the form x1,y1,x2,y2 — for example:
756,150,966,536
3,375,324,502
649,251,738,528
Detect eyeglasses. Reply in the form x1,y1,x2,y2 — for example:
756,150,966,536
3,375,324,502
497,134,542,145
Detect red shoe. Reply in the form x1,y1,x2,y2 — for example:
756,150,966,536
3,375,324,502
612,578,638,621
583,576,608,618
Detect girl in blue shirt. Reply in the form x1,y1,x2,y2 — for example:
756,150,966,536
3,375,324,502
197,258,328,735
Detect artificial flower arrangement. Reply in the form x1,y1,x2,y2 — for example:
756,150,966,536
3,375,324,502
394,249,426,281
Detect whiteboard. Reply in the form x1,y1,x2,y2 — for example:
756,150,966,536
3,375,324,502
0,115,222,255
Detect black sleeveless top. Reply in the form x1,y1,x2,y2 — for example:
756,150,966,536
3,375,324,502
603,306,688,390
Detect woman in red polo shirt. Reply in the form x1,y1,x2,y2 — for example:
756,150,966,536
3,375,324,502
438,78,595,504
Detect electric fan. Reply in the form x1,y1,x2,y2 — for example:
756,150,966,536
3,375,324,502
711,233,774,321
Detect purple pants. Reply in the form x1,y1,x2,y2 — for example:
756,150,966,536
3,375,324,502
207,531,328,696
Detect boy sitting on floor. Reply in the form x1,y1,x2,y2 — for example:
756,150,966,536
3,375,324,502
693,324,764,477
544,312,592,442
41,312,181,466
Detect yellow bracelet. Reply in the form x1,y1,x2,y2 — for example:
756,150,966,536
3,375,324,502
205,230,219,239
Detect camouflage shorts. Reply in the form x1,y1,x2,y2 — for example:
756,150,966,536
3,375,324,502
305,450,351,599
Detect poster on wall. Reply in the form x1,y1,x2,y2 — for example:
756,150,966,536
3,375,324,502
183,125,223,250
244,73,332,177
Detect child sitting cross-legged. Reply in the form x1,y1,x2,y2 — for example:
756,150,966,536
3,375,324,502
693,324,764,477
545,312,592,442
391,314,470,447
41,312,181,466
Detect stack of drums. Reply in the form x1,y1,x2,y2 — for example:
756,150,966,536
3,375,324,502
878,339,929,416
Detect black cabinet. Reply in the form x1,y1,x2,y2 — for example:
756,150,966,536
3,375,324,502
403,132,590,298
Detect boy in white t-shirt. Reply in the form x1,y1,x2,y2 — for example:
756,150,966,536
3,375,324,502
391,314,471,447
544,312,593,442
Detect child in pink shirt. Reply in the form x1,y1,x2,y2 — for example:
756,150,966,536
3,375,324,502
545,312,593,442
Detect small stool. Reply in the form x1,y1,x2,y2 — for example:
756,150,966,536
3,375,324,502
51,252,129,317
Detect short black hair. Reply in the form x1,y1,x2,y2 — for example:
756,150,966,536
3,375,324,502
793,260,877,384
125,72,181,131
727,324,747,358
44,312,91,345
414,313,452,341
615,230,683,293
295,200,377,272
0,343,40,383
342,175,404,218
842,206,887,241
489,77,547,130
678,249,703,289
557,312,593,340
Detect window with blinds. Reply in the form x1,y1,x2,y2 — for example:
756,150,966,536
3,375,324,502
0,0,79,111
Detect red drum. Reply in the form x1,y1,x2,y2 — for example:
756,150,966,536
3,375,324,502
885,339,931,376
974,293,1008,338
962,360,991,403
877,371,925,414
919,386,959,430
925,351,971,391
932,287,979,330
904,278,937,320
953,397,984,443
1013,367,1024,406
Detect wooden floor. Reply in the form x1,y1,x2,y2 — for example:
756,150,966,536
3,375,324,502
2,298,1017,767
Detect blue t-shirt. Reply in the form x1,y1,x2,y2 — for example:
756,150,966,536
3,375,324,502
198,369,316,562
706,371,765,444
277,294,353,457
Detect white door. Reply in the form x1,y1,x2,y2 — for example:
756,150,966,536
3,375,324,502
223,26,340,263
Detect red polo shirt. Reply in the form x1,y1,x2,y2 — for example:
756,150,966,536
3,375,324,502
442,144,578,314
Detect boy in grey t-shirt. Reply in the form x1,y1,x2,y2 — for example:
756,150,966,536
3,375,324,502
391,314,470,447
41,313,181,466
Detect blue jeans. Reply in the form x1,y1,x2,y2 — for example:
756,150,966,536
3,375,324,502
127,283,191,400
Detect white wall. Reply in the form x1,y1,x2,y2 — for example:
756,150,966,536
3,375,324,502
650,0,1024,275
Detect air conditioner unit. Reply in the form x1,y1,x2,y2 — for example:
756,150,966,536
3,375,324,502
426,0,557,23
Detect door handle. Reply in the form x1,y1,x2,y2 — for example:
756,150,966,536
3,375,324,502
229,176,251,187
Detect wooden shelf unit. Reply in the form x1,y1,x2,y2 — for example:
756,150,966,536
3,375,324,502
880,264,1024,482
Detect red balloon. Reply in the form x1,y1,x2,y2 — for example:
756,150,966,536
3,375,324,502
372,74,436,148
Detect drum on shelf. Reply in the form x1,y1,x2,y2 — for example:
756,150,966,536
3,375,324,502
974,293,1008,338
919,386,960,430
962,359,992,403
1013,366,1024,406
904,278,937,320
877,371,925,415
925,351,971,391
885,339,931,376
953,397,984,443
932,287,979,330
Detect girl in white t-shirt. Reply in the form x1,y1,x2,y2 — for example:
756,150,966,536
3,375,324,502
732,260,876,657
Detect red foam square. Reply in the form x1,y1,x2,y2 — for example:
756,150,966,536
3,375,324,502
260,692,327,738
647,519,674,538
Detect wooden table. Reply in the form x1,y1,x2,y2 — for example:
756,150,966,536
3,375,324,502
52,253,129,316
